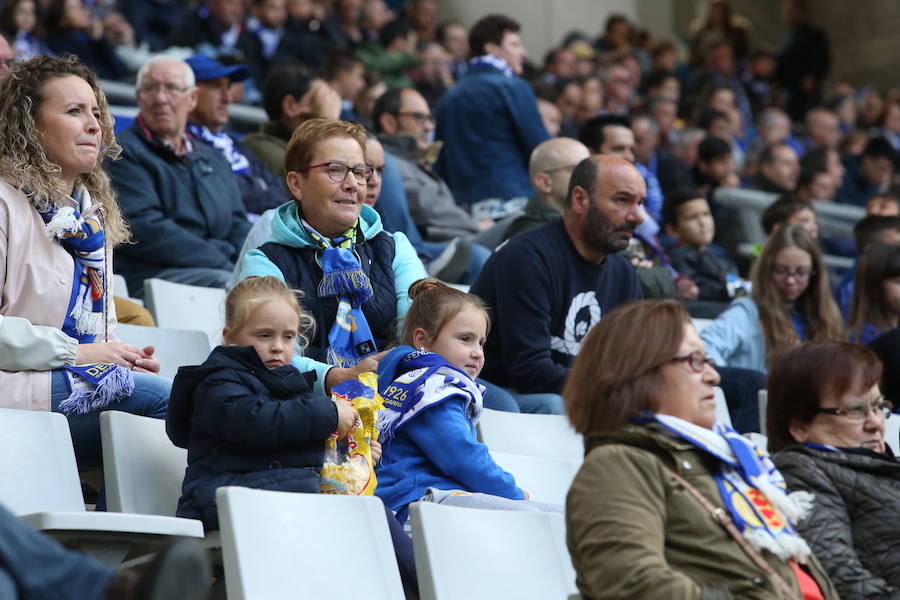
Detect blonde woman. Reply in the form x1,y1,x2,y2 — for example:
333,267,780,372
0,55,168,469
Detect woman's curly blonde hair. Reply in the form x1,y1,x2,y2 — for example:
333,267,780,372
0,54,129,245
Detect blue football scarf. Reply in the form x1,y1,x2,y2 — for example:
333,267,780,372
376,346,484,445
36,187,134,414
186,123,251,175
302,220,378,367
641,413,813,562
468,54,514,78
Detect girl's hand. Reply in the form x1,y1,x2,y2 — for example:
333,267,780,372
335,399,359,438
370,440,382,464
324,351,387,394
132,345,161,375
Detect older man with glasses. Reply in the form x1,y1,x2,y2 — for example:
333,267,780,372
108,55,251,297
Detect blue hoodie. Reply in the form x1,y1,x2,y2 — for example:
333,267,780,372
374,346,524,518
238,202,426,396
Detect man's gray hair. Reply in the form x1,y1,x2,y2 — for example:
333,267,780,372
135,55,196,93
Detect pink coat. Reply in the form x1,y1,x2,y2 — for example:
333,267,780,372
0,179,120,411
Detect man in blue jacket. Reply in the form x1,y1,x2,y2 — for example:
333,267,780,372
109,56,251,297
434,14,549,223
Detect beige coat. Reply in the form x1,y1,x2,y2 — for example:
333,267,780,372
0,180,119,411
566,424,839,600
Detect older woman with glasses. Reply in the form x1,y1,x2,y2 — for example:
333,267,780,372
768,341,900,600
239,118,426,397
700,223,845,373
565,299,837,599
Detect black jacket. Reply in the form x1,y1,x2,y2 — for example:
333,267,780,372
772,444,900,600
167,345,337,530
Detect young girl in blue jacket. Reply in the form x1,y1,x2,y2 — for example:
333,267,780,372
375,278,562,524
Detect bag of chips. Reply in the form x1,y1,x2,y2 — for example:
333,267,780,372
320,372,384,495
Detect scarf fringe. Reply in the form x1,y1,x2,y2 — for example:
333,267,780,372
57,366,135,415
318,268,373,301
326,347,361,368
71,286,104,335
44,206,79,240
743,529,812,564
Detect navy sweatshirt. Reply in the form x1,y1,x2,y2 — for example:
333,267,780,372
471,219,642,394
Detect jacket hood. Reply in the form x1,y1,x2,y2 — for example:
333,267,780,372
166,345,315,448
267,201,385,250
584,423,696,455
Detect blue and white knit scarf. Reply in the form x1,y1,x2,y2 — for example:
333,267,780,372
644,413,813,562
376,346,483,445
37,187,133,414
468,54,514,78
302,219,378,367
186,123,251,175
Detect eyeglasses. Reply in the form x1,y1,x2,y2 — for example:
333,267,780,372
670,351,716,373
542,163,581,175
137,82,193,99
299,162,373,184
816,396,892,421
367,163,384,178
396,111,435,124
772,266,815,281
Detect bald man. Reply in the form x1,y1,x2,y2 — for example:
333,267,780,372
502,137,590,242
471,156,645,412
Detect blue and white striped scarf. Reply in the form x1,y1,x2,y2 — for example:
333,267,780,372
646,413,813,562
37,187,133,414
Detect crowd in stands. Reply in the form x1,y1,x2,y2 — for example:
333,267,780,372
8,0,900,597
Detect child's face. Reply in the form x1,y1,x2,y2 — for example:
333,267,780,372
424,306,487,380
224,298,300,369
786,208,819,239
867,195,900,217
672,198,714,249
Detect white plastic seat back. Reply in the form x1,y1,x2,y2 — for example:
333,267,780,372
216,487,404,600
101,411,187,516
714,386,732,428
758,389,768,434
410,502,576,600
0,408,84,515
114,323,212,380
143,278,226,347
113,273,130,298
477,408,583,461
489,451,579,507
886,413,900,456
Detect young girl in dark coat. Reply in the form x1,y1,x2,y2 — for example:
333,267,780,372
166,276,419,597
166,275,358,530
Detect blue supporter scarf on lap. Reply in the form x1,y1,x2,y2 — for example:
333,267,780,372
302,220,378,367
376,346,484,445
35,186,134,414
638,412,814,562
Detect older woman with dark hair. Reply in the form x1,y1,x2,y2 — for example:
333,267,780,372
565,299,837,599
238,117,427,396
0,55,169,468
768,341,900,600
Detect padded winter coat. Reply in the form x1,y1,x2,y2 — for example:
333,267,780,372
773,444,900,600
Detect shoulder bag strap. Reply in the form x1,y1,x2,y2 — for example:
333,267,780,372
667,468,801,600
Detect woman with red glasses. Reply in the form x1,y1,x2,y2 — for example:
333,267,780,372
768,341,900,600
238,117,427,399
564,299,837,599
700,223,845,373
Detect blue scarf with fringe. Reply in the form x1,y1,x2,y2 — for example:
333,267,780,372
303,219,378,367
376,346,483,445
36,187,134,414
640,413,813,562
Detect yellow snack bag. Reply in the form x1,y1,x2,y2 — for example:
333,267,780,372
320,372,384,495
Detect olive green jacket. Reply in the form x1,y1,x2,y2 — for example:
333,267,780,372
565,424,839,600
243,121,293,177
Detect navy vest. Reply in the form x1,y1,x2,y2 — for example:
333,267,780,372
259,232,398,361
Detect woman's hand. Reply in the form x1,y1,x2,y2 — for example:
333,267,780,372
324,351,387,394
76,343,161,374
334,398,359,438
370,439,382,464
